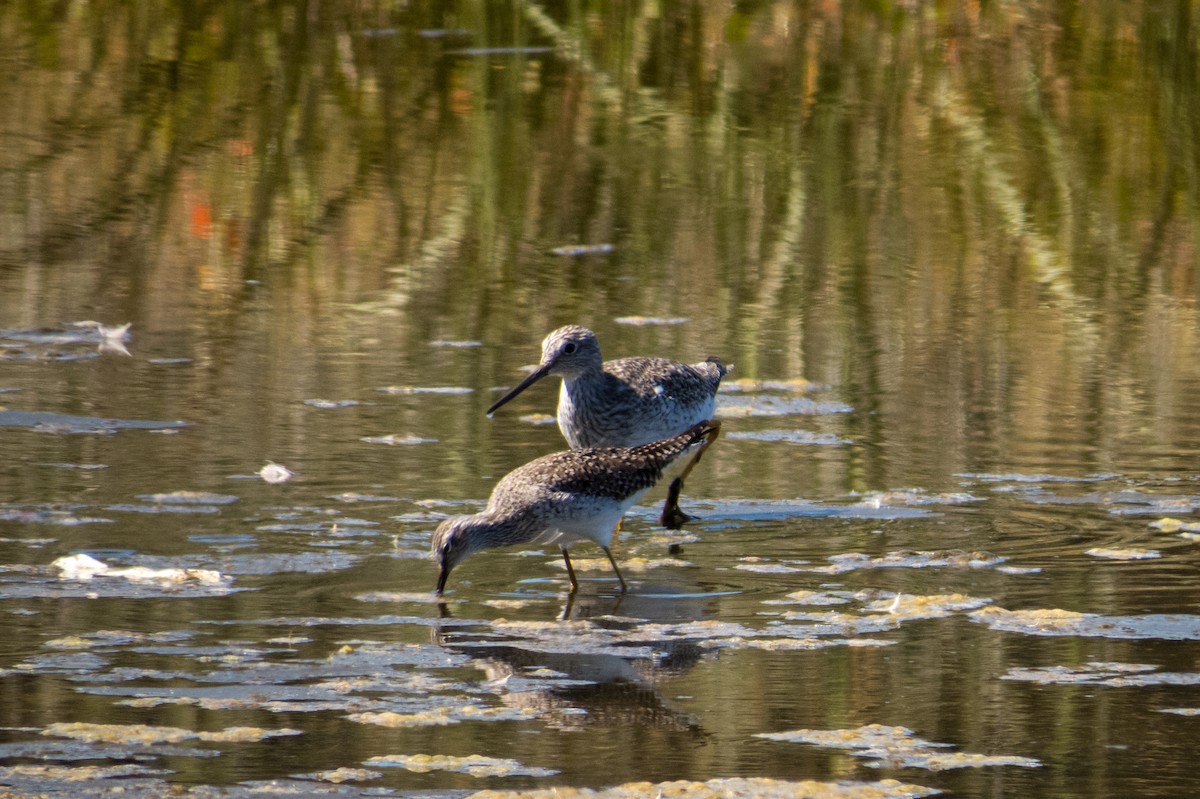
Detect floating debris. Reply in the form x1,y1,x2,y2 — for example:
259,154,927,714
348,705,538,728
258,462,294,483
302,767,383,783
551,243,615,256
1151,517,1200,533
1103,491,1200,516
851,489,983,507
969,607,1200,640
613,315,688,326
360,434,438,445
460,616,901,659
355,591,446,604
303,399,361,408
0,763,168,787
431,339,483,348
646,531,701,546
757,724,1040,771
955,472,1120,483
726,429,849,445
0,536,57,549
179,550,360,576
861,593,992,620
0,410,188,433
771,609,899,637
378,385,473,395
769,590,853,606
1151,517,1200,541
42,722,299,745
702,636,883,652
417,28,474,38
734,561,804,574
1085,547,1161,560
483,598,537,610
329,492,404,502
200,727,303,743
137,491,239,505
722,378,818,393
995,565,1043,574
565,556,693,573
41,320,133,355
94,322,132,356
716,395,853,418
518,413,558,426
365,753,558,777
446,46,555,56
44,629,193,650
683,497,932,522
1000,661,1161,685
0,504,113,525
802,550,1006,575
51,554,229,587
0,323,135,359
107,503,223,515
1160,708,1200,716
467,777,940,798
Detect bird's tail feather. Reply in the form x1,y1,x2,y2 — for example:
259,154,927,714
703,355,731,379
630,420,721,470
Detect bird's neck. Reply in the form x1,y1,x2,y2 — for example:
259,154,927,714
560,361,614,396
557,375,620,449
463,513,524,555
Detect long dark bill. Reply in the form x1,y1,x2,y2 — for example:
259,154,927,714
435,561,452,595
485,362,552,416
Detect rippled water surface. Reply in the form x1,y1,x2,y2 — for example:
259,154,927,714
3,2,1200,797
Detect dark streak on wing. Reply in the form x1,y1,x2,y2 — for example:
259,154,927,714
604,357,726,402
498,421,720,503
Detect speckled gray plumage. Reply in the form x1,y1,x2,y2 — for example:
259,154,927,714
487,325,728,449
432,420,720,594
492,419,719,505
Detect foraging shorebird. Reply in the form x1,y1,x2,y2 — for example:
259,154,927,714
486,325,727,528
432,420,721,595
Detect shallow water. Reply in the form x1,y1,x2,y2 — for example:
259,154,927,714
3,2,1200,798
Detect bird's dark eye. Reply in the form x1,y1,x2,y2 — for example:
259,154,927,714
563,342,578,355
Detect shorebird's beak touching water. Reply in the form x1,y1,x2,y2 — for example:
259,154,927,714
432,517,472,595
486,361,553,416
432,521,453,595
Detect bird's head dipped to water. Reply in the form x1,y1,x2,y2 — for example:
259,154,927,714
431,515,491,594
486,326,602,416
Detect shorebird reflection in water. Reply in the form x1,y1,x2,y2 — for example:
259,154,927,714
432,420,721,596
486,325,728,528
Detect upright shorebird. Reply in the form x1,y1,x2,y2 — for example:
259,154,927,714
432,420,721,595
486,325,727,528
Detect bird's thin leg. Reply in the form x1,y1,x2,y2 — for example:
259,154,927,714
558,592,577,621
560,547,579,592
659,477,694,529
658,434,716,529
602,545,628,593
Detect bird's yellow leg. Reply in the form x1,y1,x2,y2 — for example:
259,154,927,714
602,544,628,593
